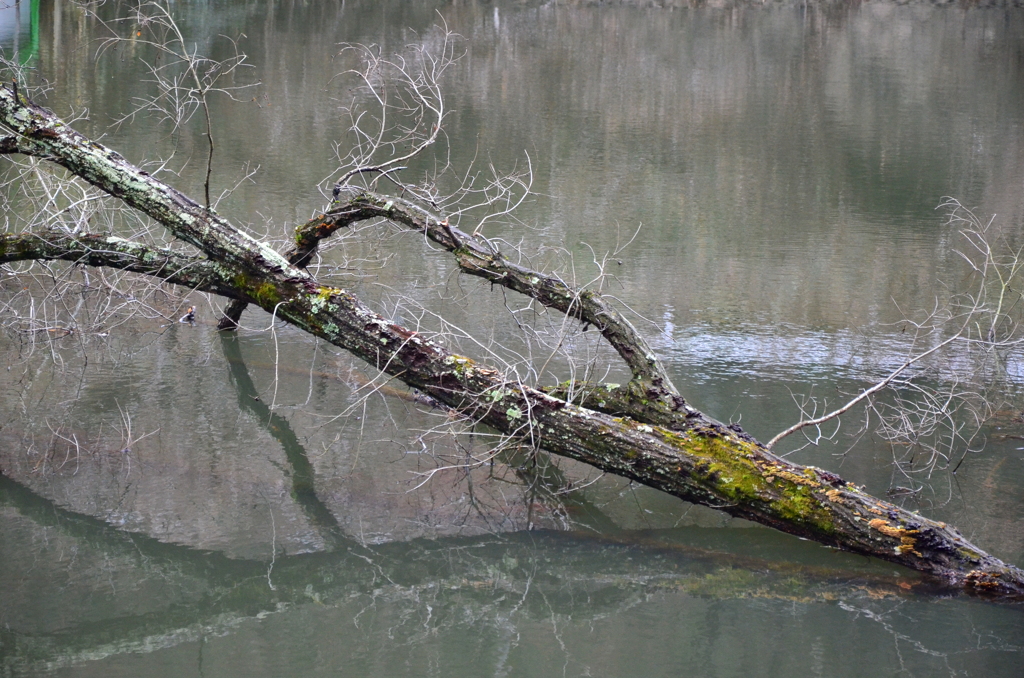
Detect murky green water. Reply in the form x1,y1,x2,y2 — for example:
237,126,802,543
2,0,1024,675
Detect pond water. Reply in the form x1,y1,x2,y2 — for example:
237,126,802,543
2,0,1024,676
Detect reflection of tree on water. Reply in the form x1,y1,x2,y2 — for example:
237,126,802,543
6,468,1002,677
1,324,1019,674
0,0,38,67
2,3,1024,674
220,330,618,540
221,333,346,548
6,305,1014,673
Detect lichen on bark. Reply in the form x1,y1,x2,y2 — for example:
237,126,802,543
3,82,1024,598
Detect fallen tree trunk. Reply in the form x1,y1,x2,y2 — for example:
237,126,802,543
3,84,1023,598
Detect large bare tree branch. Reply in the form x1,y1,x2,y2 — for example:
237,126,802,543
0,86,300,282
235,190,682,397
0,230,242,299
3,85,1023,597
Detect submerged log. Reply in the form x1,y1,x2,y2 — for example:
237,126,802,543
2,84,1023,598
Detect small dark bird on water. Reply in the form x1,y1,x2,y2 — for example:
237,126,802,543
179,306,195,324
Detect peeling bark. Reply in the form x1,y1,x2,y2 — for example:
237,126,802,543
0,134,19,153
3,85,1023,598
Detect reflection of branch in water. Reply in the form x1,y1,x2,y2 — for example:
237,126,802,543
0,469,373,673
211,341,631,537
836,601,963,676
0,470,954,675
0,470,264,584
499,444,619,534
221,334,615,537
220,333,344,547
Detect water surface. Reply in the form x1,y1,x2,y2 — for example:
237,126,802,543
2,1,1024,675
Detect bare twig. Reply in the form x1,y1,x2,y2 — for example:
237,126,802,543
768,199,1024,482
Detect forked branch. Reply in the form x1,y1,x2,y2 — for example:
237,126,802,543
293,191,681,394
4,63,1024,599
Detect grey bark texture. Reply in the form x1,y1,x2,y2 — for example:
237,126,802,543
3,84,1022,598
